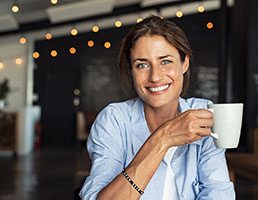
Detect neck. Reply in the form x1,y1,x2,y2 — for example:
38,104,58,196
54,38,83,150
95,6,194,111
144,102,179,133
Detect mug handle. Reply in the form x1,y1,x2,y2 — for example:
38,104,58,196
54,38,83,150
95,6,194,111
207,108,219,139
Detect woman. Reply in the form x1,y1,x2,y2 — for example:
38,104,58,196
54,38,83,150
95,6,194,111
79,15,235,200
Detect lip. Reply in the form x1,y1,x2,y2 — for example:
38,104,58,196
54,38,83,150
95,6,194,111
146,83,171,94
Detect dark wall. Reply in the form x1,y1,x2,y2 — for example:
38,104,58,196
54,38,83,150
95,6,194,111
34,36,82,146
34,25,131,146
246,0,258,128
78,28,130,111
229,0,258,151
178,11,220,102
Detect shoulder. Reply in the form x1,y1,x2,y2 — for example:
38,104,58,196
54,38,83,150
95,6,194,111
87,99,138,157
90,98,141,135
97,98,138,122
106,98,138,113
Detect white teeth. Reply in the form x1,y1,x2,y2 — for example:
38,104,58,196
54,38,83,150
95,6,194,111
148,84,169,92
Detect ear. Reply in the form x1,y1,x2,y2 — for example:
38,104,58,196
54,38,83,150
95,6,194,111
182,55,189,74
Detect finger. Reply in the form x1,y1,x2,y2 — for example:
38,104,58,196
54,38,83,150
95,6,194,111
196,127,212,136
187,118,213,133
198,118,214,128
195,109,213,119
181,109,213,120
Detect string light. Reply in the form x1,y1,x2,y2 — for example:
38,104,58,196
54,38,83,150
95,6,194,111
0,62,4,69
70,28,78,36
92,25,99,33
12,5,19,13
15,57,22,65
69,47,76,54
176,10,183,18
197,5,205,13
87,40,94,47
136,17,143,23
50,0,58,5
73,98,80,106
50,50,58,57
74,89,80,95
33,52,40,59
207,22,214,29
45,32,53,40
115,20,122,28
104,41,111,49
12,1,19,13
19,36,27,44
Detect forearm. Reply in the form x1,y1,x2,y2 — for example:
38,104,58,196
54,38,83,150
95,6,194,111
97,131,168,200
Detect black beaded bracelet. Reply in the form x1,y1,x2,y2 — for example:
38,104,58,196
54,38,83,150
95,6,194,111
122,169,144,195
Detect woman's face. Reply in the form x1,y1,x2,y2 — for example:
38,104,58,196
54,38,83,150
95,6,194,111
130,35,189,109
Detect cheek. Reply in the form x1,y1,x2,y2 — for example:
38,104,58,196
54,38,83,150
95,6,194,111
168,68,182,80
168,69,184,89
131,71,138,82
132,73,146,97
132,71,146,84
132,73,143,91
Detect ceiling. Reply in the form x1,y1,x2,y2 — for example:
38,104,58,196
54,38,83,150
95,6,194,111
0,0,144,24
0,0,234,39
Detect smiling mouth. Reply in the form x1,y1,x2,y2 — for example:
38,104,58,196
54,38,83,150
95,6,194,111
147,84,170,92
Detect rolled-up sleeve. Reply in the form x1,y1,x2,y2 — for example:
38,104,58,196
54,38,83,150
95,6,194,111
79,106,125,200
197,137,235,199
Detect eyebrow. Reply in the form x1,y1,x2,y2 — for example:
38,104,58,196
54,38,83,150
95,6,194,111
132,58,148,64
159,54,175,59
132,54,175,64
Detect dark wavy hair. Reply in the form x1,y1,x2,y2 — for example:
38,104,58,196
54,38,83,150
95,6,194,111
118,15,192,97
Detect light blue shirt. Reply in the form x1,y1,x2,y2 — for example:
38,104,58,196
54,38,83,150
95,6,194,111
79,97,235,200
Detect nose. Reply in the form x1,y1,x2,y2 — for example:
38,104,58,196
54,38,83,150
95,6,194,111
148,65,163,82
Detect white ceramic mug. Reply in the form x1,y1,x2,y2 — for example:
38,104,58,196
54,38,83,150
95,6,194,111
208,103,244,149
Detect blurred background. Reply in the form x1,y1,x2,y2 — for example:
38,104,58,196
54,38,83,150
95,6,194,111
0,0,258,199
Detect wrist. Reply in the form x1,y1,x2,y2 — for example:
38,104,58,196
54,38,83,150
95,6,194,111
152,128,170,153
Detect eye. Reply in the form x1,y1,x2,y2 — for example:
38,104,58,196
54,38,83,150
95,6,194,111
136,63,149,69
161,59,172,65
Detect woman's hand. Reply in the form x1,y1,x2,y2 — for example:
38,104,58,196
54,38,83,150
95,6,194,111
157,109,213,147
